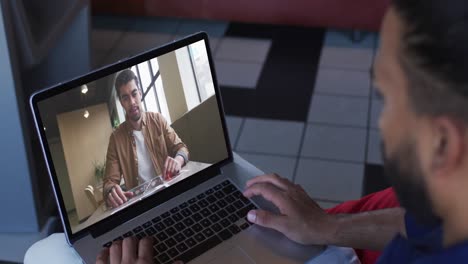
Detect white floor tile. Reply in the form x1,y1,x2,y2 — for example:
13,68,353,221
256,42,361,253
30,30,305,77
301,124,367,162
237,152,297,181
295,158,364,201
215,37,272,63
225,116,244,148
367,130,383,165
370,98,383,129
215,60,263,89
319,46,374,71
314,68,371,97
237,118,304,156
308,95,369,127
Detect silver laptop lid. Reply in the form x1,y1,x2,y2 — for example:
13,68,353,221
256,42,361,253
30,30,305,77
30,33,233,243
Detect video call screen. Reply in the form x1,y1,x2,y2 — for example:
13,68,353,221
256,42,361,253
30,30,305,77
37,40,229,233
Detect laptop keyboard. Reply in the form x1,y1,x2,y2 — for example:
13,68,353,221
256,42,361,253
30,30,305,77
103,180,257,264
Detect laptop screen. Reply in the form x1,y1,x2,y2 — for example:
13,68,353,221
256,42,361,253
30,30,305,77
35,36,230,234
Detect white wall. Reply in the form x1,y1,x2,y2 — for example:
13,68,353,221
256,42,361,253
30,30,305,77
158,51,189,122
57,103,113,221
175,47,200,111
49,138,75,212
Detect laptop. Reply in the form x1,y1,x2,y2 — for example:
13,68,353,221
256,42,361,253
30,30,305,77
29,32,324,263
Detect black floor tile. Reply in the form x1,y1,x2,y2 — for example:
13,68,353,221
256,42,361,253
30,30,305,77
221,23,325,122
363,163,391,196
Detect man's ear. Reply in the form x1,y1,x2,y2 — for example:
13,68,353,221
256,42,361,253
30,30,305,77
431,117,465,176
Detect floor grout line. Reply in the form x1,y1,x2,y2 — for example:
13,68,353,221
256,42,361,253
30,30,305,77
306,121,368,130
311,92,372,100
299,155,366,165
214,57,268,65
314,91,371,99
291,91,314,183
360,61,377,196
232,118,246,150
317,64,374,73
235,149,366,166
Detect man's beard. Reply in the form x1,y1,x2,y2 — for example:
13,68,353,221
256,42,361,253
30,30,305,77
381,140,441,227
130,112,141,122
127,106,141,122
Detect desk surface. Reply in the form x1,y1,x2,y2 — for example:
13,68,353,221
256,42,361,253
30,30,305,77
71,161,211,233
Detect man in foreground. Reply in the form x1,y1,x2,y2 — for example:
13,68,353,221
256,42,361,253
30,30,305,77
99,0,468,262
244,0,468,262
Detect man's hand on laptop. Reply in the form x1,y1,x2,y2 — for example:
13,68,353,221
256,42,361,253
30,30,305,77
163,156,183,181
96,237,183,264
107,185,134,208
96,237,152,264
243,174,338,245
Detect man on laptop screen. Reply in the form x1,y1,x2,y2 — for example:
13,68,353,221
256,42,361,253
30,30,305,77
104,69,189,209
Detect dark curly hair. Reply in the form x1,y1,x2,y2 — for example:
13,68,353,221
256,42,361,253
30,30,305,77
114,69,139,98
392,0,468,122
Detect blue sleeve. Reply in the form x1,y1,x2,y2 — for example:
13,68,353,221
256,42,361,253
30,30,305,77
405,212,440,239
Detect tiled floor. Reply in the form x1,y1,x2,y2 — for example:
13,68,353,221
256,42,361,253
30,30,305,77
91,16,387,209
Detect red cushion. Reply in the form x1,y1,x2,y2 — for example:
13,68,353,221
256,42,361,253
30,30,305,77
91,0,391,31
325,188,399,264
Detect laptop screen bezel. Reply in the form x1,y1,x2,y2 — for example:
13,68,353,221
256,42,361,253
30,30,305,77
30,32,234,243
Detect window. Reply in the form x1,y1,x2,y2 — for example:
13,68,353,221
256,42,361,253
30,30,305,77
188,40,216,101
130,59,172,123
115,41,215,125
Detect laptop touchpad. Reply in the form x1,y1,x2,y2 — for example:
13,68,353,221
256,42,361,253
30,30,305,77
208,246,255,264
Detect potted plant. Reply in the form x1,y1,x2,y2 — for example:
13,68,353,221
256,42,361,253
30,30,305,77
93,160,106,187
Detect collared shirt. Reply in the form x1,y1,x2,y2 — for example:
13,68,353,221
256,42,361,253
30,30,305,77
103,112,189,195
377,213,468,263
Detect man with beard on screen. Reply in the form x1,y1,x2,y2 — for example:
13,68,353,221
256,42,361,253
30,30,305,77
103,69,189,209
96,0,468,263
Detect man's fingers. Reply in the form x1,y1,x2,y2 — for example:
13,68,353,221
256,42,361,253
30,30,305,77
115,186,128,203
170,160,176,174
122,237,137,263
247,209,287,233
95,248,109,264
138,237,154,261
124,191,134,198
243,183,290,212
246,174,291,191
108,193,118,208
164,157,170,178
175,158,181,173
109,240,122,264
111,189,124,205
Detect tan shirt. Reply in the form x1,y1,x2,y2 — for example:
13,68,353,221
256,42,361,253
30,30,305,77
103,112,189,196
